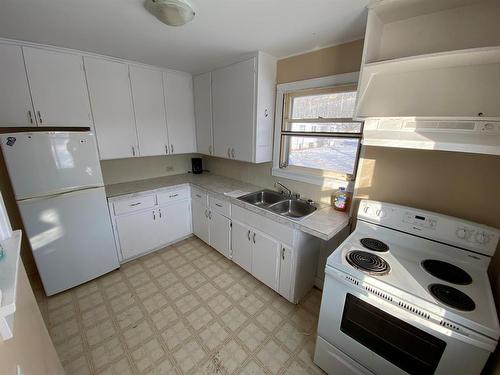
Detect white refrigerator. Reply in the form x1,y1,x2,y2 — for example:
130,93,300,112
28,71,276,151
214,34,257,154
0,131,119,296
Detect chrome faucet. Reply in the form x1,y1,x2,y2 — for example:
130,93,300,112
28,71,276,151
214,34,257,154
275,181,301,199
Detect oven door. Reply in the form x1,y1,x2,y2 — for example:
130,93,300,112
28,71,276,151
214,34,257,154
318,266,493,375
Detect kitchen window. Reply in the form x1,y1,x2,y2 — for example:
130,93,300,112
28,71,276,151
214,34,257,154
272,73,362,187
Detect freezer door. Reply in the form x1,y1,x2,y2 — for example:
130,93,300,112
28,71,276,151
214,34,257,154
0,132,103,200
19,187,119,296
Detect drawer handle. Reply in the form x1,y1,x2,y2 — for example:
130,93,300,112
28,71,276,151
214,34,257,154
129,202,141,207
253,232,256,243
195,194,202,198
247,230,251,241
215,203,223,208
169,194,179,198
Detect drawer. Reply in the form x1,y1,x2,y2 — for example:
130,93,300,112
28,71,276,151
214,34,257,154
113,194,156,216
157,187,189,206
191,188,208,206
209,196,231,217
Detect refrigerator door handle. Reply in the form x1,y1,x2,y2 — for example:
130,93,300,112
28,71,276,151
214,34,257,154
17,186,104,203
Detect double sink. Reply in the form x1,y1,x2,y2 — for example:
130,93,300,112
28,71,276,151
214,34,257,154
237,190,317,220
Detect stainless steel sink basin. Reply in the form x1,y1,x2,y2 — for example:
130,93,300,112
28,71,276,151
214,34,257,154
238,190,284,207
268,199,317,219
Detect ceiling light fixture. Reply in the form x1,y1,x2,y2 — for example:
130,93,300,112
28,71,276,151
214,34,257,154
145,0,195,27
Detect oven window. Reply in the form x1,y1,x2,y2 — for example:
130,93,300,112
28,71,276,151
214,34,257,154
341,294,446,375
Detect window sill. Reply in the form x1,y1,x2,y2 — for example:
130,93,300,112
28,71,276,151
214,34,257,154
271,167,354,191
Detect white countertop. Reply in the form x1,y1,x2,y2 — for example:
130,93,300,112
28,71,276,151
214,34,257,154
105,173,350,241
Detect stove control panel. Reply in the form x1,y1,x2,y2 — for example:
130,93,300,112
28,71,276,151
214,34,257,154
358,200,500,256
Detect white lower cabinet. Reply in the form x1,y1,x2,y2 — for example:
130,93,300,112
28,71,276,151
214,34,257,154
209,211,231,258
191,191,232,259
251,230,280,290
157,200,192,245
278,245,293,301
109,187,192,262
115,209,160,260
192,200,210,244
231,221,252,272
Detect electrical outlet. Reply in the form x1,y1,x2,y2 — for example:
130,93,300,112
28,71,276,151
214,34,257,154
17,365,24,375
165,166,174,172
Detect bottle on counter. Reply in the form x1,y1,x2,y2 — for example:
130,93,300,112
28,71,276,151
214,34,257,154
333,187,349,212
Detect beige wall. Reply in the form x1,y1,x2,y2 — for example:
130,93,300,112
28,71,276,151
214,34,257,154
100,153,197,185
0,261,64,375
277,39,364,84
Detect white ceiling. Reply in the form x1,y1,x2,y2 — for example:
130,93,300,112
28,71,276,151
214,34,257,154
0,0,368,73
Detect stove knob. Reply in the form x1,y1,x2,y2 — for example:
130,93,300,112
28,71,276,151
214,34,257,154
475,231,489,245
456,227,467,240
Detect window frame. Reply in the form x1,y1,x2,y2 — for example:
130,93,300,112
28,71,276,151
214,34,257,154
272,72,361,189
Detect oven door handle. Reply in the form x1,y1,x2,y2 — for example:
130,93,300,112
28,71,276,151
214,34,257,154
325,266,498,352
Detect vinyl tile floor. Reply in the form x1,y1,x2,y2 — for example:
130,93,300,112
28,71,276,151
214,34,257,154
35,236,325,375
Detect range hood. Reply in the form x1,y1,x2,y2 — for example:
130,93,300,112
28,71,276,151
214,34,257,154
362,118,500,155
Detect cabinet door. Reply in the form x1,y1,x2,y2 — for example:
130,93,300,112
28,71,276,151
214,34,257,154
84,57,138,160
23,47,92,127
231,221,252,273
278,245,293,301
193,72,213,155
212,58,255,161
129,66,169,157
191,200,210,244
157,200,192,245
0,44,36,127
209,211,231,259
115,210,158,260
163,71,196,154
251,230,280,290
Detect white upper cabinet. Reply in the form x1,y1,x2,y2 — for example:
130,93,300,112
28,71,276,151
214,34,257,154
84,57,138,160
212,58,255,161
0,44,35,127
23,47,92,127
163,71,197,154
211,52,276,163
129,66,169,157
193,72,213,155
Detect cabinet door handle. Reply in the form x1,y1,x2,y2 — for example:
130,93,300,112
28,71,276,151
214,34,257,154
208,211,212,219
27,110,34,124
158,209,162,218
209,145,212,155
169,194,179,198
205,209,208,218
195,194,202,198
247,230,251,241
265,108,269,118
165,145,169,154
131,146,136,156
170,144,174,153
215,203,222,208
253,232,256,244
231,148,235,158
129,202,141,207
37,110,43,124
227,147,231,158
153,210,156,220
282,247,285,260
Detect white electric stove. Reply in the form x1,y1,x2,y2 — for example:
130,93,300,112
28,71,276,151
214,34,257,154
315,200,500,375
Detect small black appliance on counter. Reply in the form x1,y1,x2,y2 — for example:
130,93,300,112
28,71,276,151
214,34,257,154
191,157,203,174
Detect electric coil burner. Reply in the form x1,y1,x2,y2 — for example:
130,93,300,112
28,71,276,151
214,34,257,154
360,237,389,252
429,283,476,311
346,250,390,275
422,259,472,285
